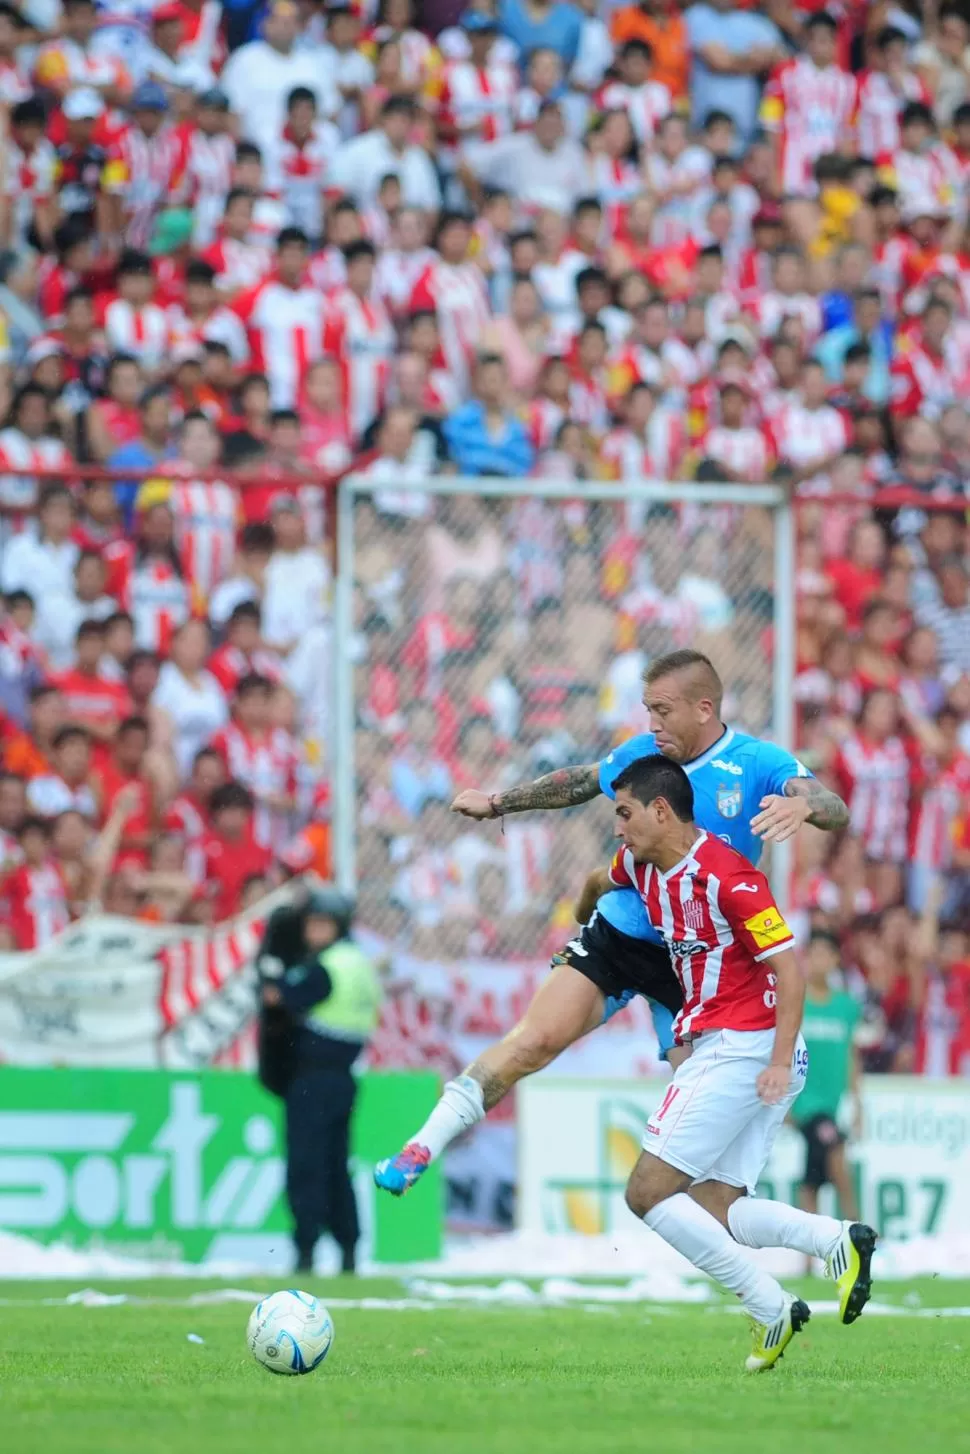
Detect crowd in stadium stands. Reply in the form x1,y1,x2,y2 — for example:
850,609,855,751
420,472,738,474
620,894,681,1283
0,0,969,1073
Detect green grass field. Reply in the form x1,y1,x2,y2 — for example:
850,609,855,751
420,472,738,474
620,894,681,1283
1,1277,968,1454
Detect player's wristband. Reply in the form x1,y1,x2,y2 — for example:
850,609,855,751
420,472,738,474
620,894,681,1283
488,794,504,819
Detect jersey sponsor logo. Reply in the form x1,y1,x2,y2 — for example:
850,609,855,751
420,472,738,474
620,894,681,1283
716,783,742,819
711,759,743,776
669,938,708,957
743,907,792,950
731,882,759,894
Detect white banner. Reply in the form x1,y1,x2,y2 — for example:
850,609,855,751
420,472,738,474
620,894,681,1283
0,882,302,1068
519,1077,970,1241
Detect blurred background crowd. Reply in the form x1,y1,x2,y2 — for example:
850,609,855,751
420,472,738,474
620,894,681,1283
0,0,968,1075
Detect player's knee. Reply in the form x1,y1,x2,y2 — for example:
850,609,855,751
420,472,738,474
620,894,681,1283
506,1022,567,1075
625,1174,660,1219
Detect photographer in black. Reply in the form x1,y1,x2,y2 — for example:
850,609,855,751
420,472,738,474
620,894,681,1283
257,885,382,1275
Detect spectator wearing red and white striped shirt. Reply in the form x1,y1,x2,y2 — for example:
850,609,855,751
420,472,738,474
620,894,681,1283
266,86,340,240
759,14,856,197
106,502,192,656
323,238,395,441
701,379,773,483
182,89,237,247
102,82,186,250
890,297,966,419
834,689,914,865
101,249,171,372
163,413,241,597
207,601,284,696
771,360,850,491
409,213,491,396
753,249,823,345
856,28,929,162
3,816,70,949
202,189,274,297
909,706,970,909
233,226,327,408
209,675,299,851
597,38,671,146
434,16,517,170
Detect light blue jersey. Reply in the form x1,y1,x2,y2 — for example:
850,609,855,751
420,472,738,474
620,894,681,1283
596,726,812,942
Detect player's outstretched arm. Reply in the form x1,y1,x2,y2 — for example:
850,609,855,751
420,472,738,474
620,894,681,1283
750,776,850,843
451,762,603,820
574,867,613,925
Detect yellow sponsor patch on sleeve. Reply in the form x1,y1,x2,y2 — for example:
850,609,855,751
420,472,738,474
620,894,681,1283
743,908,791,950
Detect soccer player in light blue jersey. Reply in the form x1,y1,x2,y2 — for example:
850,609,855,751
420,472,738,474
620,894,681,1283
375,649,850,1196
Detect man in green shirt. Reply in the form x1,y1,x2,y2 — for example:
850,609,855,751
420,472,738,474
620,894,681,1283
796,930,862,1223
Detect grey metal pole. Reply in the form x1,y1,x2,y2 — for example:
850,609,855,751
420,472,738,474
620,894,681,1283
771,496,797,913
331,476,357,895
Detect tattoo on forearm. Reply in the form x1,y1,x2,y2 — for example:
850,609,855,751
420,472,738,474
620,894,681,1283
495,762,602,815
784,777,850,831
467,1065,511,1112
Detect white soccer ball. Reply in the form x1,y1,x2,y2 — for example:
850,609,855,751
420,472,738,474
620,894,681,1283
246,1290,334,1375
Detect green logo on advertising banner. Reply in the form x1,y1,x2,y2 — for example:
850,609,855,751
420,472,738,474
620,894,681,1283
0,1068,441,1265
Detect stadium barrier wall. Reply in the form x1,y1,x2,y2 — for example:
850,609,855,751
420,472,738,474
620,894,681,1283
0,1064,441,1267
519,1076,970,1243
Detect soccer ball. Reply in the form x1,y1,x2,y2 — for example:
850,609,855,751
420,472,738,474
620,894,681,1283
247,1290,334,1375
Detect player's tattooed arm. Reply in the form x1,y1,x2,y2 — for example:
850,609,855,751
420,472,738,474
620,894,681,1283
452,762,602,819
751,776,850,843
494,762,603,814
783,776,850,831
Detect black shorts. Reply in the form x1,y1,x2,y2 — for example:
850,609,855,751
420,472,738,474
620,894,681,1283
796,1112,845,1190
552,911,683,1023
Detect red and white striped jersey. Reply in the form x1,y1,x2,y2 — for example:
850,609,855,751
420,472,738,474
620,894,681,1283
597,79,671,145
106,541,192,655
400,611,476,697
644,146,711,245
834,732,912,863
0,57,30,106
307,244,347,295
270,119,341,238
588,153,644,233
322,286,396,440
772,400,848,487
609,337,698,403
856,68,928,162
5,859,70,950
183,128,236,247
879,142,963,221
526,397,566,453
600,408,686,486
568,367,609,435
872,234,910,314
375,245,437,317
102,296,171,370
167,301,250,366
437,59,517,156
233,276,328,408
167,476,240,596
409,259,491,394
202,236,274,295
103,123,187,249
34,35,128,93
209,721,299,850
889,334,965,419
702,424,773,483
759,57,857,195
0,429,73,515
4,137,56,246
910,755,970,871
609,830,795,1041
163,790,209,883
754,289,823,344
207,642,284,695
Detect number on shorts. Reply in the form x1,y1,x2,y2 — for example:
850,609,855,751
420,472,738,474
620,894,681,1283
654,1085,681,1123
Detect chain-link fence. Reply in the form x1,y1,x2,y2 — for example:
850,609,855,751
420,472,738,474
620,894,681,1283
333,478,794,955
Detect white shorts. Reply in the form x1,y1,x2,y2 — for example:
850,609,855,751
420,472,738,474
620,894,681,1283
643,1028,808,1194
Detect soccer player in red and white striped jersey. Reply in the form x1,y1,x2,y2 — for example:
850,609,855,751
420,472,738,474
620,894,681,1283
604,752,875,1367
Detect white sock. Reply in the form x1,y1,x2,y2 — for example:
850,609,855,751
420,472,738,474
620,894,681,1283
728,1196,843,1261
407,1075,485,1160
645,1192,786,1324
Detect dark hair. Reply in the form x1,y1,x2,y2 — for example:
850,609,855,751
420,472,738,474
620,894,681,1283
193,745,222,768
277,225,310,250
620,37,652,60
805,10,838,31
11,97,46,129
118,714,149,737
235,672,272,698
75,618,105,642
844,342,872,366
53,724,90,750
286,85,316,110
876,23,908,47
901,101,935,129
235,141,262,164
229,601,262,628
612,753,695,821
210,781,255,815
225,185,255,210
703,108,734,130
240,522,275,554
343,237,377,264
954,101,970,128
185,258,217,287
269,408,300,427
4,588,34,611
808,928,841,951
117,247,152,278
18,814,51,840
